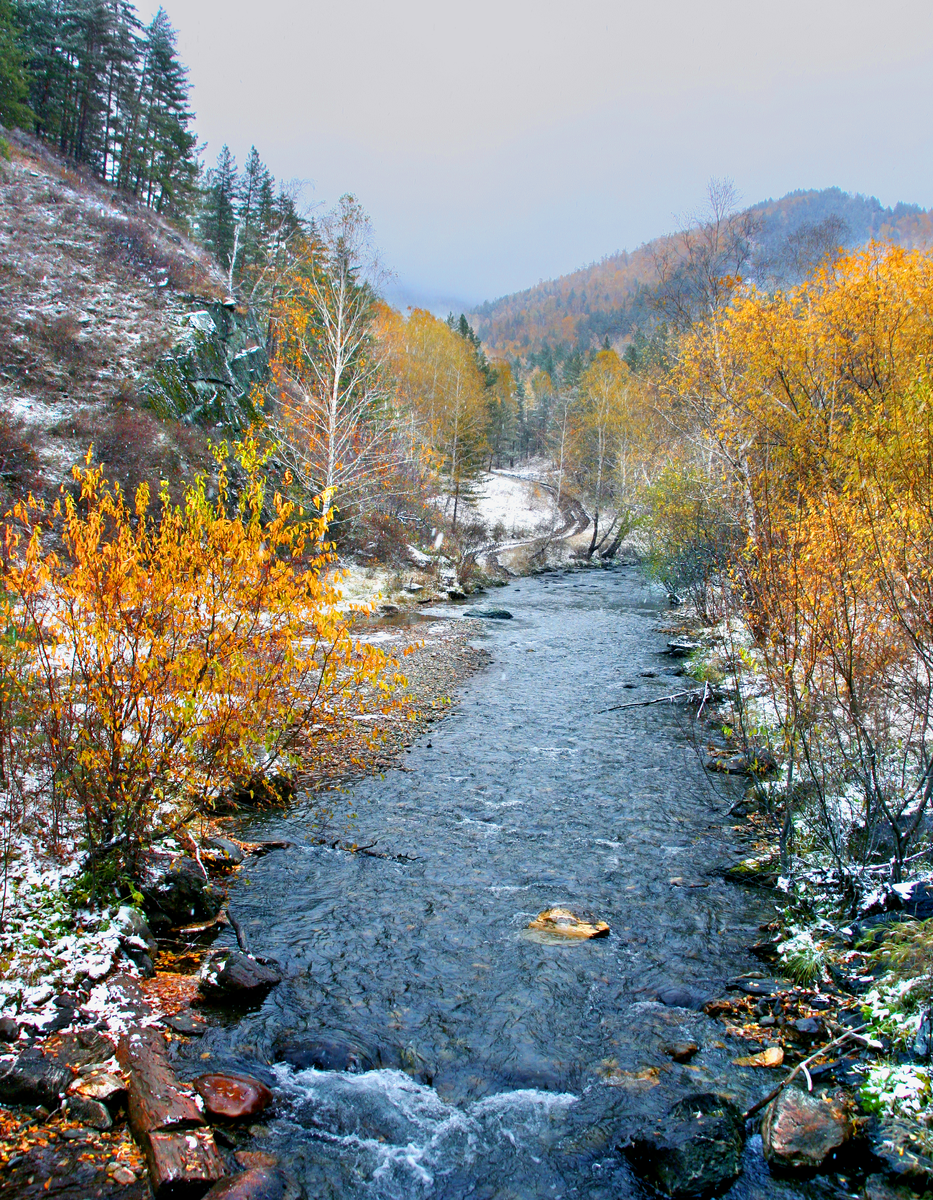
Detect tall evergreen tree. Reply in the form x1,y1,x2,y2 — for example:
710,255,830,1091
201,144,238,269
0,0,32,128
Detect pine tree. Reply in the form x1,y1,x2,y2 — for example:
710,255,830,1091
201,144,238,269
0,0,32,128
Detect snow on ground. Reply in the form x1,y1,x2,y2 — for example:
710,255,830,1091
459,467,559,539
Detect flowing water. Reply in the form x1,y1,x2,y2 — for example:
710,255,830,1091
181,568,823,1199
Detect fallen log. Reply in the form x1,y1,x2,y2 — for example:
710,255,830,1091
117,1027,205,1138
144,1128,228,1197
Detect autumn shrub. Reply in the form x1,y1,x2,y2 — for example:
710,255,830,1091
666,245,933,887
643,461,741,621
0,433,403,891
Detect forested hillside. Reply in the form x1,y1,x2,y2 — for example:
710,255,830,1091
472,187,933,360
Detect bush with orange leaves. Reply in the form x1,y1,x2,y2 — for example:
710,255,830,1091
666,244,933,886
0,433,404,890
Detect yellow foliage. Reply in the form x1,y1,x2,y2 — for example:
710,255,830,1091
0,432,404,879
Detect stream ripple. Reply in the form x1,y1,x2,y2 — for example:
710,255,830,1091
179,568,821,1199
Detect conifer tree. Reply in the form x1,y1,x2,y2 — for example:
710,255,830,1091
0,0,32,128
201,143,238,270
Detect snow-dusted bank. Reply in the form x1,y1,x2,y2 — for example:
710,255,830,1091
673,609,933,1148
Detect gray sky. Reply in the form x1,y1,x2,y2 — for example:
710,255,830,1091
146,0,933,311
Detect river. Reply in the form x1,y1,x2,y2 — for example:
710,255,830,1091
178,567,826,1199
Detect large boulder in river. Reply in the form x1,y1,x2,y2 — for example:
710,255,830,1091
465,607,513,620
198,950,281,1003
624,1093,746,1199
276,1031,379,1073
142,857,224,931
761,1087,852,1172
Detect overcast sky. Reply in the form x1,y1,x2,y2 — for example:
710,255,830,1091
143,0,933,312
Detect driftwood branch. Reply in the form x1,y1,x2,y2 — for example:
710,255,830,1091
743,1024,866,1120
597,683,709,715
227,909,250,954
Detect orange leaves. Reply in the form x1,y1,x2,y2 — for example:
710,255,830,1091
0,431,402,881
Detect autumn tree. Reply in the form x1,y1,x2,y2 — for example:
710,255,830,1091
668,243,933,882
268,196,403,524
381,307,488,530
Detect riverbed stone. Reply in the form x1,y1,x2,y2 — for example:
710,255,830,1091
276,1031,378,1073
655,986,710,1011
0,1050,71,1108
624,1092,746,1199
194,1073,273,1121
761,1086,852,1171
164,1010,208,1036
0,1016,19,1041
142,856,224,931
526,908,609,939
203,1166,285,1200
465,607,513,619
64,1094,112,1129
199,949,282,1001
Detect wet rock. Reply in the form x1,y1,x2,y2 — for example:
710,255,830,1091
912,1009,933,1061
164,1010,208,1036
0,1016,19,1041
733,1046,783,1068
142,856,224,932
660,1041,699,1063
203,1167,285,1200
655,987,710,1011
869,1117,933,1187
0,1051,71,1108
193,1073,273,1121
860,879,933,922
624,1093,746,1199
276,1031,378,1073
64,1094,112,1129
761,1086,852,1171
115,905,158,954
794,1016,822,1037
526,908,609,939
465,607,513,619
199,949,282,1002
663,640,701,657
68,1068,126,1112
720,853,780,887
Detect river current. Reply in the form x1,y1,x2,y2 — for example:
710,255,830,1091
180,567,825,1199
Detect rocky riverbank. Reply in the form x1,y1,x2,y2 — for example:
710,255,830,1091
0,614,492,1199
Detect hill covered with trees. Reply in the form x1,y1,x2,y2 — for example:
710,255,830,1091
471,187,933,361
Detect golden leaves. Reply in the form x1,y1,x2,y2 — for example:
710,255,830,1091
0,431,403,877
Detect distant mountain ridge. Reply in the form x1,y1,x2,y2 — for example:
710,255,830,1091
471,188,933,360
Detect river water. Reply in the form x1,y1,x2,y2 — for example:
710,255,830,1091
181,568,823,1199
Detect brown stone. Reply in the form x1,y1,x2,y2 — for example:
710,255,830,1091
526,908,609,939
761,1086,852,1171
68,1068,126,1110
203,1166,285,1199
144,1128,228,1197
194,1073,273,1121
661,1041,699,1063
